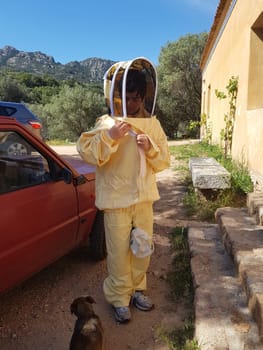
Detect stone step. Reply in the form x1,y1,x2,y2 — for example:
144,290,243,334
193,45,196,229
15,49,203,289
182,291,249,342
188,221,262,349
247,193,263,215
247,192,263,225
215,207,263,342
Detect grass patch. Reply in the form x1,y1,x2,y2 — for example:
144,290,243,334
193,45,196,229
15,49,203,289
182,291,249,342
168,227,194,304
157,321,200,350
157,226,200,350
170,142,224,163
170,141,253,222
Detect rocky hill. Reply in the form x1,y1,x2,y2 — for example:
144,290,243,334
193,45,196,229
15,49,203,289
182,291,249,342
0,46,116,83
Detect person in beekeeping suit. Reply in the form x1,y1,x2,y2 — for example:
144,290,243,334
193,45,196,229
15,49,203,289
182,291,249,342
77,57,170,323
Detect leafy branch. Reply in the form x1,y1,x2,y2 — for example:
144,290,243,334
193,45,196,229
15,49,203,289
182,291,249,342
215,76,238,158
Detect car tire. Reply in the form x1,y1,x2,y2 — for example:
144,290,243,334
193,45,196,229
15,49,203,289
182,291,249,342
89,210,107,261
4,138,30,156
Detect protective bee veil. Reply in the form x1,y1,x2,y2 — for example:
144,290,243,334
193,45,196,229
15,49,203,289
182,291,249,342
103,57,158,118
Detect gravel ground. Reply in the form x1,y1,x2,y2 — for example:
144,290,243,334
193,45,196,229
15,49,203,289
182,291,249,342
0,141,198,350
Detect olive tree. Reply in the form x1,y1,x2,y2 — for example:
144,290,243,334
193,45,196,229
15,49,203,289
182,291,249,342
0,74,28,102
36,83,106,141
157,32,208,139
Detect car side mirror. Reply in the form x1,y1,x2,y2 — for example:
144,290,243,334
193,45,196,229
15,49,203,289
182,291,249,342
62,167,72,184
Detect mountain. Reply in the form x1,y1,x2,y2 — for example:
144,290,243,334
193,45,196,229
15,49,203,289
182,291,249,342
0,46,116,83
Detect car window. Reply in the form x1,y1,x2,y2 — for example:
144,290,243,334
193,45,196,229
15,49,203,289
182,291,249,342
0,106,16,116
0,131,51,194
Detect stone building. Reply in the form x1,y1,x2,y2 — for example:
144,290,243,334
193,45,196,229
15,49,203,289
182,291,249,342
201,0,263,190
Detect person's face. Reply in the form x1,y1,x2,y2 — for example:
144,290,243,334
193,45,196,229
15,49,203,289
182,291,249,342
125,91,143,116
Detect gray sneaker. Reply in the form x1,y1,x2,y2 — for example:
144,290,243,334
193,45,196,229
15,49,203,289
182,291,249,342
113,306,131,323
132,291,154,311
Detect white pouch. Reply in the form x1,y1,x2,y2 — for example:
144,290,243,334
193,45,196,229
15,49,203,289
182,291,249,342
130,227,154,258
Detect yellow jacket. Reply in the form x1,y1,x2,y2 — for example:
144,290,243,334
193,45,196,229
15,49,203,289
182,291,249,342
77,115,170,210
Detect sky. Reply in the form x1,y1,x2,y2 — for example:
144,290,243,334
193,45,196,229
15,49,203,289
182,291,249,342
1,0,219,66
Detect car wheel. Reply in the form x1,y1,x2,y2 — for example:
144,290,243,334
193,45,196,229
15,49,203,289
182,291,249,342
89,210,107,261
4,139,30,156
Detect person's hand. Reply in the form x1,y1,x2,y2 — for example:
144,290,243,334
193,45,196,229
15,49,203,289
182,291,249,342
136,134,151,152
108,121,131,140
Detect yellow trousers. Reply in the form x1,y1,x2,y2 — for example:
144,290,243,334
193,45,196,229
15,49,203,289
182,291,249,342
103,202,153,307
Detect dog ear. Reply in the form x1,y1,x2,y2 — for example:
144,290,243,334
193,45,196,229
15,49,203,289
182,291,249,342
70,298,81,315
85,296,96,304
70,301,77,315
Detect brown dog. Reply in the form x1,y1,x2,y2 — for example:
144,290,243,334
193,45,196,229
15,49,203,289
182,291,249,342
70,296,104,350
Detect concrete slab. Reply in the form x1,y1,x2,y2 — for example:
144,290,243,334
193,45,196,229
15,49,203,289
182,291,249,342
189,157,231,189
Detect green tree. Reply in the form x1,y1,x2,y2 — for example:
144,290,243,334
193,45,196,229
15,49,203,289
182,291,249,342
0,74,28,101
15,72,60,88
14,72,61,104
157,32,208,139
0,70,62,104
39,83,106,141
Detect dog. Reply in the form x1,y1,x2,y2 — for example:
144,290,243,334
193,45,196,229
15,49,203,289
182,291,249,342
70,296,104,350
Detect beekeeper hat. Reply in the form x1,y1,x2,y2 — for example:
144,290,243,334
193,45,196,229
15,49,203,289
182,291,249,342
103,57,158,117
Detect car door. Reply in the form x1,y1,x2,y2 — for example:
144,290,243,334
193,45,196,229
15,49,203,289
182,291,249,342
0,129,80,294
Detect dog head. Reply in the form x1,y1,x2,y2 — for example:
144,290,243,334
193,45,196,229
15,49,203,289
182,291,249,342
70,296,96,319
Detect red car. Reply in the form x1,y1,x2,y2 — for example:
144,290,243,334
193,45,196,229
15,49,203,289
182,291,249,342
0,117,106,295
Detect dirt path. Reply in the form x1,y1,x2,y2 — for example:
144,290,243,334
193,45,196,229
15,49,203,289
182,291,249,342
0,148,194,350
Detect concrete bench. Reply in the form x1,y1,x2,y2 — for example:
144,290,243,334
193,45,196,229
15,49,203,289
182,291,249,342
189,157,231,189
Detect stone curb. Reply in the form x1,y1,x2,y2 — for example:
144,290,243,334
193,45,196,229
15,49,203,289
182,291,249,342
215,207,263,343
188,215,262,349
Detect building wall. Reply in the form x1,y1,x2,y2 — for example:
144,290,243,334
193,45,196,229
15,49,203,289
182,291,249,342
201,0,263,189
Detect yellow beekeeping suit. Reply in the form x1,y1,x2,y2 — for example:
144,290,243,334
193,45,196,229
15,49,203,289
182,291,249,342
77,57,170,308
